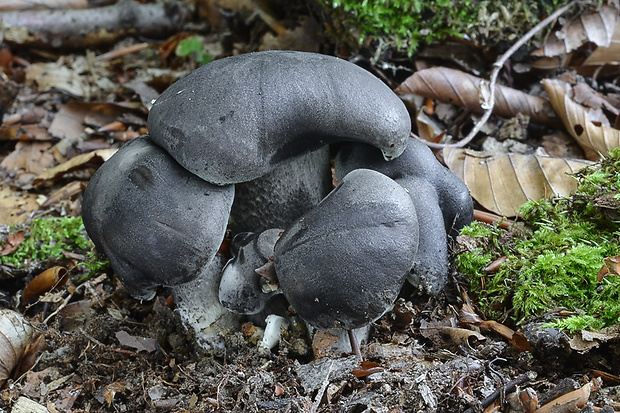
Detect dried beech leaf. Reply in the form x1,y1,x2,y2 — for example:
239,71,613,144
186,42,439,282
543,79,620,156
32,148,117,187
443,148,591,217
0,309,33,387
584,18,620,66
0,187,39,225
395,67,559,126
0,230,24,256
351,360,384,378
532,4,619,57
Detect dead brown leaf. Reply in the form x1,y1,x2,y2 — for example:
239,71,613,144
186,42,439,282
533,379,598,413
115,331,159,353
48,102,144,143
0,230,24,256
22,266,69,304
395,67,559,126
443,148,590,217
597,255,620,281
350,361,384,378
583,16,620,66
543,79,620,157
0,124,53,141
41,181,88,208
478,320,532,352
532,4,619,57
102,382,126,407
439,326,487,347
0,141,55,176
568,328,620,352
32,148,117,187
0,187,40,225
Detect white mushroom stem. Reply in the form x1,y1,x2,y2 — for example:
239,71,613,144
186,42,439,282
168,256,241,351
259,314,290,352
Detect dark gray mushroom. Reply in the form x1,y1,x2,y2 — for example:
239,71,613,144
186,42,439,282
218,228,283,315
274,169,419,331
147,50,411,185
334,139,473,294
82,136,234,300
82,51,417,349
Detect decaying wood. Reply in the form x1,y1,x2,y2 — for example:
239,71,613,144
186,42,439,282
0,0,188,49
0,0,116,11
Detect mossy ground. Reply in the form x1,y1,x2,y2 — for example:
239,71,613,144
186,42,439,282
321,0,574,56
0,216,108,278
457,148,620,332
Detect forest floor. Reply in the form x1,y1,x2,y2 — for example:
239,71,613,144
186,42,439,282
1,1,620,412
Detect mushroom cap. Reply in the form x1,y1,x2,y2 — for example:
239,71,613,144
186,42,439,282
219,228,283,315
274,169,419,330
82,136,234,300
148,50,411,185
335,139,473,239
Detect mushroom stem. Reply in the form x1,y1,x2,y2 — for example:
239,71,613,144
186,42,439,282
348,329,363,361
260,314,290,352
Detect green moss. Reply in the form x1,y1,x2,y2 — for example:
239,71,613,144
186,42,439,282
457,148,620,331
1,217,92,267
459,221,496,238
321,0,573,56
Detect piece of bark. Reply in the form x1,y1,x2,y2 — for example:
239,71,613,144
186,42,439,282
1,0,188,49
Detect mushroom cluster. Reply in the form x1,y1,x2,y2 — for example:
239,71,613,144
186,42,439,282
82,50,473,351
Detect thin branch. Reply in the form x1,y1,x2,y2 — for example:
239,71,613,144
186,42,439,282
414,0,579,150
461,371,538,413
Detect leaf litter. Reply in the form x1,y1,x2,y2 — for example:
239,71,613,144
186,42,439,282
1,0,620,412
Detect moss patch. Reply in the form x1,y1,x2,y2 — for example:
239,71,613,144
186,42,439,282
457,148,620,332
0,216,109,275
321,0,574,56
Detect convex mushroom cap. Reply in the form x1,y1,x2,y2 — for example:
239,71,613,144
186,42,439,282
82,136,234,300
273,169,419,330
335,139,473,294
219,229,283,315
147,50,411,185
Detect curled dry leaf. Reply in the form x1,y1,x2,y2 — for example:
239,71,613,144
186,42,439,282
350,360,384,378
22,266,69,303
0,309,33,387
597,255,620,281
395,67,559,126
583,18,620,66
534,379,599,413
0,230,24,256
532,4,619,58
439,326,487,348
543,79,620,157
443,148,591,217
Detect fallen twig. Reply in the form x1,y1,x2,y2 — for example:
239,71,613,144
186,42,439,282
461,371,538,413
0,0,188,49
413,0,579,149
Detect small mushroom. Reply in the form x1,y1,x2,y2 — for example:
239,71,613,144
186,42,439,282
274,169,419,331
218,228,283,315
147,50,411,185
335,139,473,294
82,136,234,300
